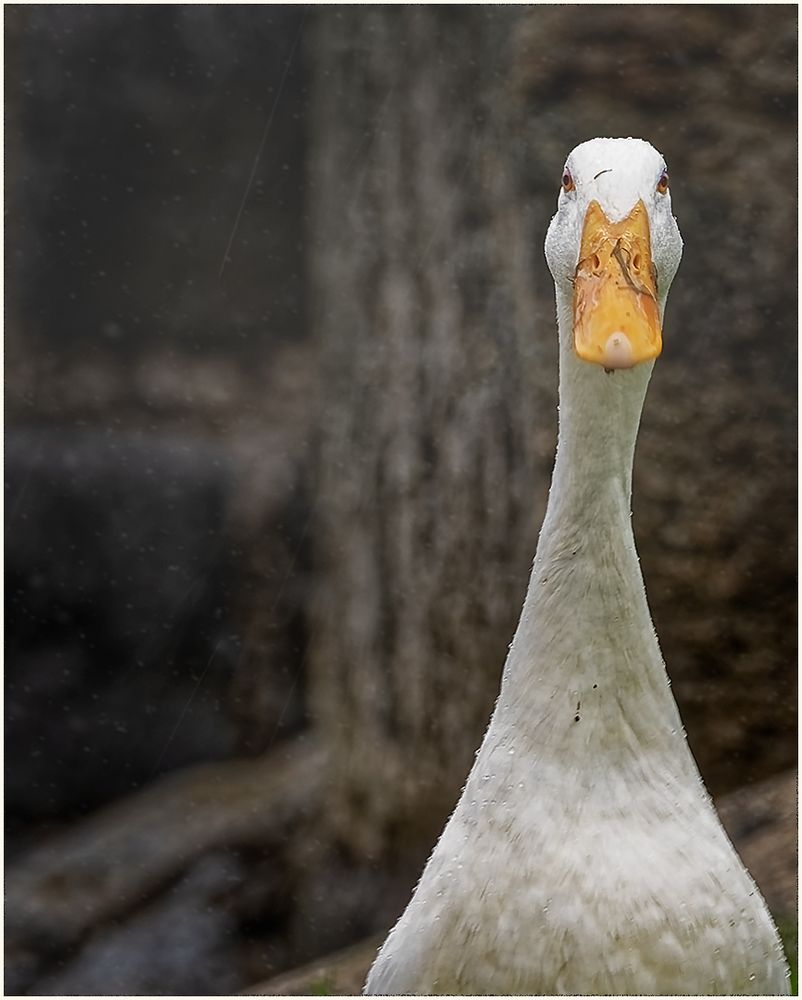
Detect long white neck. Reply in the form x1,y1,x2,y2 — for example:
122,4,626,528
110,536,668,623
492,284,700,787
548,284,651,526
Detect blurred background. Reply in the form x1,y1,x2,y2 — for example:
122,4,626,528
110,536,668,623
5,5,797,995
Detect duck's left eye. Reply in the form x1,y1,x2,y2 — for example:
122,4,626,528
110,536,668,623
657,171,670,194
562,169,575,193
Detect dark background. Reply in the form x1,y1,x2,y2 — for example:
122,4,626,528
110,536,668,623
5,5,797,995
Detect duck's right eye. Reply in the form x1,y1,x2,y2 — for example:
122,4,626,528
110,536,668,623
562,169,575,193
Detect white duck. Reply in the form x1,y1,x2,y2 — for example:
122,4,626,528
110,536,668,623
365,138,790,996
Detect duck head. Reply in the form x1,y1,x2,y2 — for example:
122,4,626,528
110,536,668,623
545,137,683,370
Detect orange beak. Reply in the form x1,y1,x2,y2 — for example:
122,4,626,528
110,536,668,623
572,199,662,370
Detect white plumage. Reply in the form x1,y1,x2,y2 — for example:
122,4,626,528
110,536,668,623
365,138,790,996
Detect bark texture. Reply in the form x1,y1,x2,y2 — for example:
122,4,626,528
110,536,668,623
308,9,548,859
307,6,797,865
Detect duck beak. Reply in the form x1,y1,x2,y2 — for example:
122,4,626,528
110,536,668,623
572,199,662,370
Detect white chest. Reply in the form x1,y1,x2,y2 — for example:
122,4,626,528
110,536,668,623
365,743,790,995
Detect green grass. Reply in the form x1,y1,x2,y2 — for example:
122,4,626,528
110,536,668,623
778,919,798,995
308,977,335,996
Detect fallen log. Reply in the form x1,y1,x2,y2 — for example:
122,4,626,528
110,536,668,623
242,934,383,996
717,766,797,920
6,738,324,992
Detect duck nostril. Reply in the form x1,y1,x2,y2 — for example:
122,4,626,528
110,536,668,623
591,253,601,270
632,253,642,271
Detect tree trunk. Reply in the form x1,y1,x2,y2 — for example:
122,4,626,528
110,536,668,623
306,8,549,862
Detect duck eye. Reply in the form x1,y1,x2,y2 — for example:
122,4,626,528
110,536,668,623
561,169,575,193
657,171,670,194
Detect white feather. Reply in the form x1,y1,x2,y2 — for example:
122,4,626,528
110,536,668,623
365,138,790,996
